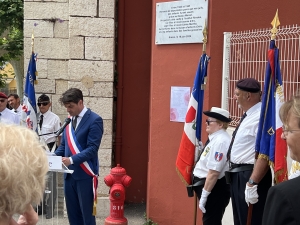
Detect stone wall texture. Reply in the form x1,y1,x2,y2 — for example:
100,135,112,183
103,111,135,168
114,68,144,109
24,0,115,213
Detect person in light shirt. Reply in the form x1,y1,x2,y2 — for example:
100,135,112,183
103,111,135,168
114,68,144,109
227,78,272,225
35,94,61,219
8,94,22,120
192,107,231,225
0,92,19,125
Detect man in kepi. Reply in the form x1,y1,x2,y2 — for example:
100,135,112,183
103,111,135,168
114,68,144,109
36,94,61,219
55,88,103,225
227,78,271,225
0,92,19,125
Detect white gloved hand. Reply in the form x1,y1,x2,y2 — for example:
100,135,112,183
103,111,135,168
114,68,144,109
245,184,258,205
199,189,211,213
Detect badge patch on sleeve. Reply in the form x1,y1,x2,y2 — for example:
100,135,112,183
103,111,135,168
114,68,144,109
214,152,223,162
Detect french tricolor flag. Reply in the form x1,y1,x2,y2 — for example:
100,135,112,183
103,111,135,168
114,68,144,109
176,53,209,185
255,39,288,184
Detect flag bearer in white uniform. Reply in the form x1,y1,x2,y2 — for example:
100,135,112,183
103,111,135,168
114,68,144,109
228,78,272,225
193,107,231,225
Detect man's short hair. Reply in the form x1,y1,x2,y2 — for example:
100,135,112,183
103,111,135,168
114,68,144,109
0,124,48,216
7,93,19,99
59,88,83,105
38,94,50,103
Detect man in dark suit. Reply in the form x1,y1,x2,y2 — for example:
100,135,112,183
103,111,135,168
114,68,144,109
55,88,103,225
262,96,300,225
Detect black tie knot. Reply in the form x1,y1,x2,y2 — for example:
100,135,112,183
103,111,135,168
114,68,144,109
39,115,44,129
72,116,78,130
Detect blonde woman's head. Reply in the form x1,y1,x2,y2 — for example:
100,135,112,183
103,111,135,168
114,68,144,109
0,124,48,219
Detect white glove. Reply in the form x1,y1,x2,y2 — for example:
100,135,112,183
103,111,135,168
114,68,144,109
245,184,258,205
199,189,211,213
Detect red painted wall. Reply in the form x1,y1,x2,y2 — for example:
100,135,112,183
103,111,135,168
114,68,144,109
147,0,300,224
117,0,152,202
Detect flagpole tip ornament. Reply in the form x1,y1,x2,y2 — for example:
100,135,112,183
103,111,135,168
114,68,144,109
236,78,261,93
203,107,232,123
271,9,280,40
202,19,208,53
31,33,35,52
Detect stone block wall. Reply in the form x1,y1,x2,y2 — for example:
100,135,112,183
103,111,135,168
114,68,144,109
24,0,115,213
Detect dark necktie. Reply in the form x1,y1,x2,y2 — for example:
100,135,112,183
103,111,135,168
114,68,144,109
14,110,17,113
72,116,78,130
39,115,43,129
0,113,1,122
227,112,247,161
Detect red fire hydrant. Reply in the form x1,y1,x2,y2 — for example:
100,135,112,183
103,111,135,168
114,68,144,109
104,164,132,225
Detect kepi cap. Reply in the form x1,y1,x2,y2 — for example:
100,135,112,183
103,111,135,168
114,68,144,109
236,78,261,93
203,107,232,123
0,92,8,99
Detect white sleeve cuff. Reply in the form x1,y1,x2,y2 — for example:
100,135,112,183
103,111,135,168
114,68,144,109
69,157,73,164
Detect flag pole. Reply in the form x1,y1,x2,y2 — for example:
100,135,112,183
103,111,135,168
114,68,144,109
193,20,208,225
247,10,280,225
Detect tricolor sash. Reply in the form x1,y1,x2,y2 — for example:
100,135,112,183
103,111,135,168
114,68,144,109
66,124,98,216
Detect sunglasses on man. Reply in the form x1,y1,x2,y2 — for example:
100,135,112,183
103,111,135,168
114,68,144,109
37,102,49,106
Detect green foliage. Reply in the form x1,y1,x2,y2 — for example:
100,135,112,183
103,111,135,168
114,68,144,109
0,62,14,88
143,212,158,225
0,0,23,62
0,73,7,88
0,0,23,90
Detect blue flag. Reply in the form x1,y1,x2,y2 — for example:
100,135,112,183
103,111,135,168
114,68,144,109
195,53,210,141
255,40,287,183
21,52,38,131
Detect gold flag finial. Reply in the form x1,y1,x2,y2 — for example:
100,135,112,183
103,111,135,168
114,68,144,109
202,19,208,53
271,9,280,40
31,32,34,52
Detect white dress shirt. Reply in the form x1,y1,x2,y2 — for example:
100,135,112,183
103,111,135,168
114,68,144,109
38,110,61,144
230,102,261,164
69,106,88,164
0,108,20,125
72,106,88,130
193,129,231,179
11,104,22,119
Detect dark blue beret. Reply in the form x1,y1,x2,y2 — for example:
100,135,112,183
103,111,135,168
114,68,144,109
236,78,261,93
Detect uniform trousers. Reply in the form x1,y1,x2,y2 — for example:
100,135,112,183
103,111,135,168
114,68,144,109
193,176,231,225
230,169,272,225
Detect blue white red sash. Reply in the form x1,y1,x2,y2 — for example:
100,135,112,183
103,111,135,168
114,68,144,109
66,123,98,215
